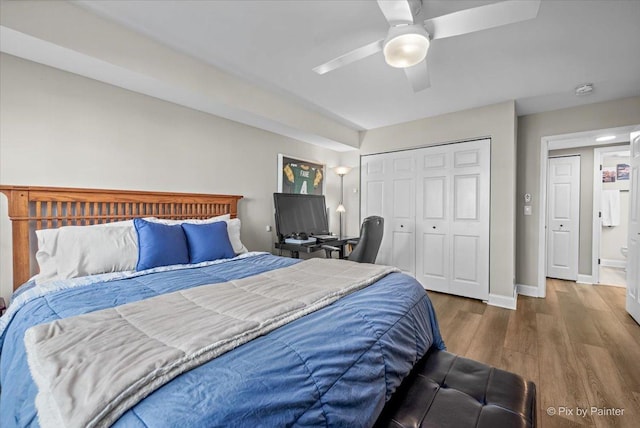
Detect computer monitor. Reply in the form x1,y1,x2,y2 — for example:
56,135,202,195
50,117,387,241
274,193,329,241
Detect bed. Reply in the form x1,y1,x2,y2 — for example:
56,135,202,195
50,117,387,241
0,185,445,428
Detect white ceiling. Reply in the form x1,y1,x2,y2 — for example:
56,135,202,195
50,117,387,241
75,0,640,131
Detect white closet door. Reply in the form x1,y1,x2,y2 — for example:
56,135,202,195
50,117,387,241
361,152,416,274
448,140,490,300
362,139,490,300
546,156,580,281
361,153,388,264
415,146,451,293
415,139,490,300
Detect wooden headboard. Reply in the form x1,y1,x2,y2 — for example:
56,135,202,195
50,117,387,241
0,185,243,290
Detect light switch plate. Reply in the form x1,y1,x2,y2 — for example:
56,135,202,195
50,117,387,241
524,205,532,216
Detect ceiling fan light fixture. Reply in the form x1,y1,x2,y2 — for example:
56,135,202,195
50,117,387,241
383,25,430,68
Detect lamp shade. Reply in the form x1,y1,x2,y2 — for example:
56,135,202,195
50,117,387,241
336,204,346,213
383,25,430,68
334,166,352,176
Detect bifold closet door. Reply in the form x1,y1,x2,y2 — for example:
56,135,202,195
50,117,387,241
360,152,416,275
416,139,490,300
361,139,490,300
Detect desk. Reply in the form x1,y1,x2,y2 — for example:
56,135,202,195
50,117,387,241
275,237,357,259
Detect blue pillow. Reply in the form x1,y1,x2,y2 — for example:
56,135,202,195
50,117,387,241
133,218,189,271
181,221,235,264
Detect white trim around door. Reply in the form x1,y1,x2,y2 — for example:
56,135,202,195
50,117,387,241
538,124,640,298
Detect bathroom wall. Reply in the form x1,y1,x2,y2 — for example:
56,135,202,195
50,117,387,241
601,151,630,263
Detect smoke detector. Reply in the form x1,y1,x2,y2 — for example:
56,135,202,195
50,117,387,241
575,83,594,96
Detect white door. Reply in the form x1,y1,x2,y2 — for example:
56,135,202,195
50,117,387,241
361,152,416,275
415,139,490,300
415,145,450,293
546,156,580,281
627,131,640,324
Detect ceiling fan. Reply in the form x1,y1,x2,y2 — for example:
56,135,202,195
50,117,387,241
313,0,541,92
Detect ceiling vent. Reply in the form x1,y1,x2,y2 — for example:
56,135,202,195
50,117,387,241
575,83,594,96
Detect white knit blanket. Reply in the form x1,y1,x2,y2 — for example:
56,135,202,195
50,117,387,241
24,258,398,428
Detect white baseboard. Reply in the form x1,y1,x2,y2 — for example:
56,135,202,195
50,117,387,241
577,274,594,285
601,259,627,269
602,282,626,288
516,283,541,298
487,293,517,310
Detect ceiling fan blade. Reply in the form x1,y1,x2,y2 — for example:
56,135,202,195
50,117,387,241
377,0,415,26
425,0,541,41
313,39,384,75
404,60,430,92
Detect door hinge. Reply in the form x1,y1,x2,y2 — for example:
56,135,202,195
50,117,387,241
599,211,602,218
600,164,603,171
598,258,601,265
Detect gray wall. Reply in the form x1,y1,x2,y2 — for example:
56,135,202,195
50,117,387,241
359,101,518,299
516,96,640,287
0,54,345,299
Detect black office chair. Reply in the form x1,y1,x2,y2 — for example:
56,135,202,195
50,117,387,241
324,216,384,264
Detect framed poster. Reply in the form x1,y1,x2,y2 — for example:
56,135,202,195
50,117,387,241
602,166,616,183
277,154,325,195
617,163,630,180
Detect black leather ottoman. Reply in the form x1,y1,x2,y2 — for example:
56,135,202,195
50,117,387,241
375,348,536,428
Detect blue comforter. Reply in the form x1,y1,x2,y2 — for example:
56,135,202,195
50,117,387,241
0,254,444,427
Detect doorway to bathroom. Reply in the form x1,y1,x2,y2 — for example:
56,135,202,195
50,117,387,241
594,145,630,287
538,124,639,299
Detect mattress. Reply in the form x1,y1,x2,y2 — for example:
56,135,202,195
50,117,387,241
0,253,444,427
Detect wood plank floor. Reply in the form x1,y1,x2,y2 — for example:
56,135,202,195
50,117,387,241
427,279,640,428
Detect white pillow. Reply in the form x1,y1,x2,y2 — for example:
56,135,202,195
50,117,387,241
55,226,137,280
145,214,247,254
35,220,138,284
226,218,248,254
144,214,230,225
34,228,60,283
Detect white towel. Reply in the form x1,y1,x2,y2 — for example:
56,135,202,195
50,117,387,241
601,189,621,226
